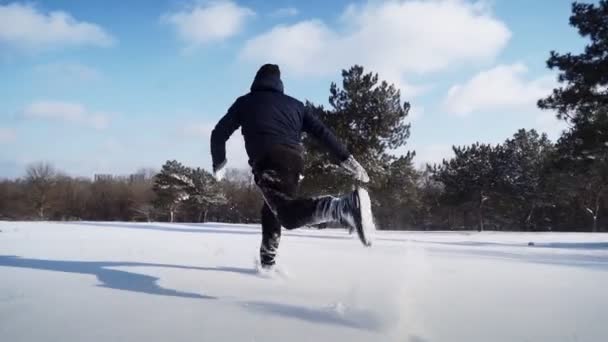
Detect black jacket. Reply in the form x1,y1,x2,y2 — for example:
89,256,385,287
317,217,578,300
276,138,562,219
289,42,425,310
210,67,350,169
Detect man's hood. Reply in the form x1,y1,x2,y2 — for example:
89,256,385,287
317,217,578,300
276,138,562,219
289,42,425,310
250,64,284,93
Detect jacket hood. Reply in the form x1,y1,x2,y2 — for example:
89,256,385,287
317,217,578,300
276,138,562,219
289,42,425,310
250,64,284,93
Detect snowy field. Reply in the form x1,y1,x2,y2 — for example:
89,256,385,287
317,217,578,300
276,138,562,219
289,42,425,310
1,221,607,342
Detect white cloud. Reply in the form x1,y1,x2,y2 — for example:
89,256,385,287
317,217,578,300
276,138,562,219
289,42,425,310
0,3,115,51
181,123,249,169
241,0,510,94
271,7,299,18
243,20,335,76
0,127,17,143
22,101,111,130
444,62,568,140
444,63,555,116
163,1,254,49
32,62,102,82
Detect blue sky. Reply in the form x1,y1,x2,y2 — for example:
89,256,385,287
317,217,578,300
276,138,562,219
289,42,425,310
0,0,589,178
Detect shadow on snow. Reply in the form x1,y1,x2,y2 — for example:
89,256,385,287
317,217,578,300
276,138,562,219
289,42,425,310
0,255,259,299
0,255,390,332
241,300,386,331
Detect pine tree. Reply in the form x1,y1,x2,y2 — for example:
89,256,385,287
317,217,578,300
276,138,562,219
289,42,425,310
538,1,608,231
499,129,554,230
552,112,608,231
184,168,226,222
538,1,608,123
153,160,191,222
418,168,446,229
432,143,503,231
374,153,419,229
301,65,412,196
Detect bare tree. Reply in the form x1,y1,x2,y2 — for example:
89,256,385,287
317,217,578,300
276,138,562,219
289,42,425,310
52,175,91,220
134,168,158,181
134,204,156,222
130,170,156,222
25,162,57,219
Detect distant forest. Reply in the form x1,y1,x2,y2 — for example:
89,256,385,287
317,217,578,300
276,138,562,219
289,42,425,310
1,2,606,232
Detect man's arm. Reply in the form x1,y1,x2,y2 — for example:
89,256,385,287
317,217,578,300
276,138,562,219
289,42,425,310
210,102,241,175
302,109,350,162
302,108,369,183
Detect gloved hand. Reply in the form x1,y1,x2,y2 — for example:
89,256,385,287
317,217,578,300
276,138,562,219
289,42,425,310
340,155,370,183
213,160,227,181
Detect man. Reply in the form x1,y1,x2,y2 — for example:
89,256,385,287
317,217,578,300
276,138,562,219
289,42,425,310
210,64,374,269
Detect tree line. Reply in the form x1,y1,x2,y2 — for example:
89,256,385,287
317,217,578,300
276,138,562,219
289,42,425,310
1,1,606,232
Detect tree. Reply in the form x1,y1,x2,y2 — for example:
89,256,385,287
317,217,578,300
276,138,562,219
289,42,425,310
499,129,554,230
86,178,133,221
538,1,608,231
52,175,90,220
432,143,503,231
538,1,608,123
214,168,261,223
301,66,413,228
25,162,57,219
130,169,157,222
184,168,226,222
133,168,158,181
551,111,608,231
374,153,419,229
417,168,447,229
0,179,28,220
153,161,191,222
326,66,411,163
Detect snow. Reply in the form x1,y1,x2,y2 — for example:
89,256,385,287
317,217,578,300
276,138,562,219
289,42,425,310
169,173,194,187
1,222,607,342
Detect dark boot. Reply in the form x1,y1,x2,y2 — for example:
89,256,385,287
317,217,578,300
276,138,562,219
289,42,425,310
313,187,374,247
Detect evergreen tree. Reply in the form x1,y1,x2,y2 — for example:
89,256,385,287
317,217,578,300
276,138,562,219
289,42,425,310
538,1,608,231
153,160,191,222
374,153,419,229
183,168,226,222
302,66,411,190
417,168,447,229
538,1,608,123
499,129,554,230
432,143,503,231
300,65,414,230
551,111,608,231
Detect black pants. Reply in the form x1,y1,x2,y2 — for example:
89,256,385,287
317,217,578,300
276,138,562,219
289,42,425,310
253,145,337,266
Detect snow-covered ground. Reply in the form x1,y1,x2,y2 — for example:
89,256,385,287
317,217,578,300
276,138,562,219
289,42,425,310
1,221,607,342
